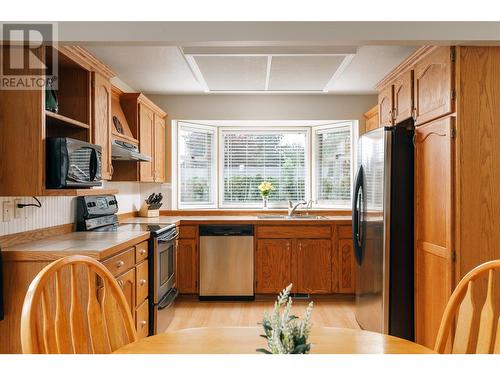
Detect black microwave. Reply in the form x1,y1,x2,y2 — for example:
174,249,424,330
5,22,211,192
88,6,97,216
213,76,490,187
46,137,103,188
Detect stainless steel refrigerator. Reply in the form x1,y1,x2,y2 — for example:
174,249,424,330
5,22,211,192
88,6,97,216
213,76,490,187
352,122,414,341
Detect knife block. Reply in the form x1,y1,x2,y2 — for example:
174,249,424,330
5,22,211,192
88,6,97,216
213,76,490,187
139,202,160,217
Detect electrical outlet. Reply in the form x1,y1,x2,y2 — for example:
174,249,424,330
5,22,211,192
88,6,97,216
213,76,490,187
3,200,13,222
14,198,23,219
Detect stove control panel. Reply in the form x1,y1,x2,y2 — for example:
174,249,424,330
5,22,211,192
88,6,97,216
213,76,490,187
76,195,119,231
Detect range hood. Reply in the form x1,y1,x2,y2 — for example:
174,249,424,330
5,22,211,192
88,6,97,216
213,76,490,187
111,140,151,162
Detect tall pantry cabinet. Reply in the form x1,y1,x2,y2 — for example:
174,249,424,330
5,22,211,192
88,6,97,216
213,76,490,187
377,45,500,349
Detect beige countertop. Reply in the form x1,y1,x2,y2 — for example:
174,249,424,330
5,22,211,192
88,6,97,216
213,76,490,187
2,214,352,262
2,231,150,262
122,215,352,225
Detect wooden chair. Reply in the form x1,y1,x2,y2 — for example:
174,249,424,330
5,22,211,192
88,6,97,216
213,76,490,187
21,255,137,354
434,260,500,354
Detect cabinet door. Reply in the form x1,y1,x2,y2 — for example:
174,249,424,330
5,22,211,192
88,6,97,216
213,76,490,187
135,260,148,305
378,84,394,127
139,103,155,182
363,105,379,134
116,268,136,316
154,115,166,182
414,47,454,126
176,239,198,293
414,116,454,349
295,239,332,294
393,70,413,124
135,299,149,339
338,239,355,293
92,72,112,180
255,239,292,294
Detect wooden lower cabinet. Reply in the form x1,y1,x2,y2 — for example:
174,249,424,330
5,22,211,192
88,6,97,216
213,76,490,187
175,224,354,296
255,225,354,295
176,238,198,293
338,239,355,293
103,240,150,339
295,239,332,294
414,117,454,349
135,260,149,305
116,268,136,316
255,239,292,293
135,299,149,339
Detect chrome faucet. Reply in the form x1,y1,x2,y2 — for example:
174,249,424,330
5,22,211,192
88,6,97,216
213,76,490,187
288,200,307,217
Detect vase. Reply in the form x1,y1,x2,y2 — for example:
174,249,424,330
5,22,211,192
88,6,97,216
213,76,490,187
262,196,269,209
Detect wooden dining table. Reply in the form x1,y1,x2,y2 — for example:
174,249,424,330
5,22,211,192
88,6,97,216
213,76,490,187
114,327,435,354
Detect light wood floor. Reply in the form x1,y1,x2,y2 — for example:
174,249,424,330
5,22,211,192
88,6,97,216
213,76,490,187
166,297,359,332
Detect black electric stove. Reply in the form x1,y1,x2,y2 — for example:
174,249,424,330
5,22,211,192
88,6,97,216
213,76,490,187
76,195,174,236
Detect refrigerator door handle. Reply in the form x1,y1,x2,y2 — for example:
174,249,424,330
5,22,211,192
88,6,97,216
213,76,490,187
352,165,364,266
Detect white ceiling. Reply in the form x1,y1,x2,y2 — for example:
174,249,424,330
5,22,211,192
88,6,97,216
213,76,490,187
85,45,418,95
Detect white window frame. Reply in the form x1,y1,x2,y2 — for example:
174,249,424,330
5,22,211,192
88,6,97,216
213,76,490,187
218,126,311,209
311,121,355,209
172,120,357,210
176,121,218,209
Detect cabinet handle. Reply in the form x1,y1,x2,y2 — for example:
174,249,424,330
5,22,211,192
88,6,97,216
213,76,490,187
139,249,147,256
139,279,147,286
110,164,114,176
140,320,147,328
116,260,125,269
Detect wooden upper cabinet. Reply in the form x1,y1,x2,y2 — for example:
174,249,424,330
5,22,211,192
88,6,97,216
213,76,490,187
138,103,155,182
154,115,166,183
92,72,112,180
414,46,455,126
255,239,292,294
378,84,394,127
393,70,414,124
363,105,379,134
295,239,332,294
414,116,454,349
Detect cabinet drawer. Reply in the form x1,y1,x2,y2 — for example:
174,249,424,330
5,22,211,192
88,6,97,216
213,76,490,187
337,225,352,239
102,248,135,277
135,241,148,263
135,299,149,339
136,260,149,305
179,225,197,239
257,225,331,239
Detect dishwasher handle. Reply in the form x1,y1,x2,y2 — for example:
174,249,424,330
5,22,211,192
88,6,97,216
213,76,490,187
199,225,254,236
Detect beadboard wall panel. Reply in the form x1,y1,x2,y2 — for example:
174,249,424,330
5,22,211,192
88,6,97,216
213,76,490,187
0,182,171,237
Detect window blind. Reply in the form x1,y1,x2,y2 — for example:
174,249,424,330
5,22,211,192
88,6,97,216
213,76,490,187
178,124,215,206
222,130,307,207
315,124,352,207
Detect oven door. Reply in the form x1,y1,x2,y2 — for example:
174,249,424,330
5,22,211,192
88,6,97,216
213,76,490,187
155,231,178,303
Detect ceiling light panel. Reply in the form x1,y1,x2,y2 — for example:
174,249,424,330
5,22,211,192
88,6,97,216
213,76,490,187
268,55,346,91
193,55,268,91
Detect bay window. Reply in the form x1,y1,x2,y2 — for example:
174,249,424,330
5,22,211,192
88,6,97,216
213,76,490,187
175,121,354,210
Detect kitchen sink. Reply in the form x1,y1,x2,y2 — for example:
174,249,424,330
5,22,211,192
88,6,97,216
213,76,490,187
257,214,328,220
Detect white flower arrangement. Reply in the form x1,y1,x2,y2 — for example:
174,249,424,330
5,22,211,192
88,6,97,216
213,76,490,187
257,284,314,354
258,181,276,198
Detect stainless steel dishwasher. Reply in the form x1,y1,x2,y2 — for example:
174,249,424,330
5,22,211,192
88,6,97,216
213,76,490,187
199,225,254,300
